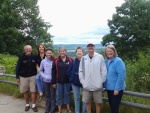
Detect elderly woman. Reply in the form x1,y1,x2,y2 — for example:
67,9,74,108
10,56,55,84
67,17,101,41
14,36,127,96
104,45,126,113
52,47,73,113
67,47,87,113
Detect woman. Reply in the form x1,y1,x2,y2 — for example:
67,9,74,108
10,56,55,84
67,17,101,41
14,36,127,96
67,47,87,113
104,45,126,113
36,44,46,101
39,48,56,113
52,47,73,113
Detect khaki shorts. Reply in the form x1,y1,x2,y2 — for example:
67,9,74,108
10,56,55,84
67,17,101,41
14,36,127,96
20,76,36,93
82,89,102,103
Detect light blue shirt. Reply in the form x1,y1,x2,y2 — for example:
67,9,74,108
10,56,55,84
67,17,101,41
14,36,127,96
105,56,126,91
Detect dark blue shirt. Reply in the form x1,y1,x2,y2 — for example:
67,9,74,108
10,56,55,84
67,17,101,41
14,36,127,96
67,58,82,87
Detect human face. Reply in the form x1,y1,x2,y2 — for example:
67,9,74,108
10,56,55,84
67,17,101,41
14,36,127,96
106,48,115,60
39,45,45,53
59,49,66,58
46,50,53,59
76,49,83,59
87,45,95,54
25,46,32,55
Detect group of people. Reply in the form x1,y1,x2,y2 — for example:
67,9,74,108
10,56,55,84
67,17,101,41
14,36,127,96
16,42,126,113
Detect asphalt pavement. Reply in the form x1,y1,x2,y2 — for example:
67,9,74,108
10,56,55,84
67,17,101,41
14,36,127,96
0,93,69,113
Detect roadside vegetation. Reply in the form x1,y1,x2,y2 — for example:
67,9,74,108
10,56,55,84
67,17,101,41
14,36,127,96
0,50,150,112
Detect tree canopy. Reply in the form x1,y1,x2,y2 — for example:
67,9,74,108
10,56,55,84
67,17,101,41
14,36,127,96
102,0,150,60
0,0,53,56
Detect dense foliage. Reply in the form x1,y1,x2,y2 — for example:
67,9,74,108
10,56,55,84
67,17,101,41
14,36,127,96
0,53,150,113
125,49,150,92
102,0,150,60
0,54,18,74
0,0,53,56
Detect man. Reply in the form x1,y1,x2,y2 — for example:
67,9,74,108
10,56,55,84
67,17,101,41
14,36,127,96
16,45,38,112
79,42,107,113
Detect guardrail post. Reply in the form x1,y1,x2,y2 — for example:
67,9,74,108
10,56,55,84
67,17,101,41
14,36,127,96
0,66,5,75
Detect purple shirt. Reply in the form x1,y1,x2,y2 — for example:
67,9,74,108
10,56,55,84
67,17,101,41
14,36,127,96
39,57,53,83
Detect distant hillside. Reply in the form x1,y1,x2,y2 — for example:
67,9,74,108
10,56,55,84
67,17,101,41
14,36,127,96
53,44,105,58
53,44,104,50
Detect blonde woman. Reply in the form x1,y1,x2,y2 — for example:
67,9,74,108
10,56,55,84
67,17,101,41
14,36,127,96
36,44,46,101
104,45,126,113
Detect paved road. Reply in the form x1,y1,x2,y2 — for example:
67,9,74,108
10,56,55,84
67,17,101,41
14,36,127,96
0,93,46,113
0,93,69,113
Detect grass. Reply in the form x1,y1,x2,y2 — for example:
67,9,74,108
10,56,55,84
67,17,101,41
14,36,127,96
0,82,23,98
0,76,23,98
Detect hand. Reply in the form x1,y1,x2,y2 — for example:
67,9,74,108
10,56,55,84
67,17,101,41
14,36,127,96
52,84,56,89
16,79,20,83
114,90,119,95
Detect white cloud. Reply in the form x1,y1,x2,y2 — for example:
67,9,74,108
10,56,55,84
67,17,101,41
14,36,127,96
38,0,125,44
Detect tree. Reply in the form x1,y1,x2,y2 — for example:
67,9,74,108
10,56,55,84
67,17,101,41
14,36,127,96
0,0,53,56
102,0,150,60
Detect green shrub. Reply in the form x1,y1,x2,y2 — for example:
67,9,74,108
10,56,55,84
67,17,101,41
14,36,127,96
0,54,18,74
125,50,150,92
0,82,23,98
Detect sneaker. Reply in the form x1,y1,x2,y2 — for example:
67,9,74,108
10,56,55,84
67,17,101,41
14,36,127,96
25,106,30,111
32,107,38,112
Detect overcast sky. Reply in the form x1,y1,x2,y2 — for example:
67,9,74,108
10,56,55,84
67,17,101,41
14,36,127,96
38,0,125,44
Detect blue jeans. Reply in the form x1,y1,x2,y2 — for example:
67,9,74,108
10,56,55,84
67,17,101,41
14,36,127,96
56,83,70,105
36,73,44,92
44,82,56,112
107,90,123,113
72,84,87,113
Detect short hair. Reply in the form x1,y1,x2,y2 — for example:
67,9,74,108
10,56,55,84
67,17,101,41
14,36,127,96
104,45,118,57
75,47,84,53
59,46,66,52
46,48,53,52
24,45,32,51
37,44,46,54
45,48,54,60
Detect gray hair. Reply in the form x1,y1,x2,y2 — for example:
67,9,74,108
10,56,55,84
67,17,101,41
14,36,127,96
24,45,32,51
59,46,66,52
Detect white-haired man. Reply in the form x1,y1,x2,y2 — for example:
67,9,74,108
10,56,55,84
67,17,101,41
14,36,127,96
16,45,38,112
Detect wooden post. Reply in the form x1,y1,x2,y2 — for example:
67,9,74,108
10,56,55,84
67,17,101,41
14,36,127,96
0,66,5,74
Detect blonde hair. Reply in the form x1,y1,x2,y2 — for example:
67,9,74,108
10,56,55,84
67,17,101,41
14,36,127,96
104,45,118,57
37,44,46,54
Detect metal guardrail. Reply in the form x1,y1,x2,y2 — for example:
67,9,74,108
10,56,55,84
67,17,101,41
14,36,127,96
0,73,18,85
0,73,150,110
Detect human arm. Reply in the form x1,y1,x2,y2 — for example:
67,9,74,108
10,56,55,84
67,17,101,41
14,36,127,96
16,58,20,83
39,61,44,77
51,60,56,84
100,56,107,83
36,64,40,72
79,57,85,85
114,59,126,92
67,60,74,82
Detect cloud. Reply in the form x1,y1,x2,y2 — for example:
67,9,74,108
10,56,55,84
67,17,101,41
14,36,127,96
52,26,110,44
38,0,125,44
